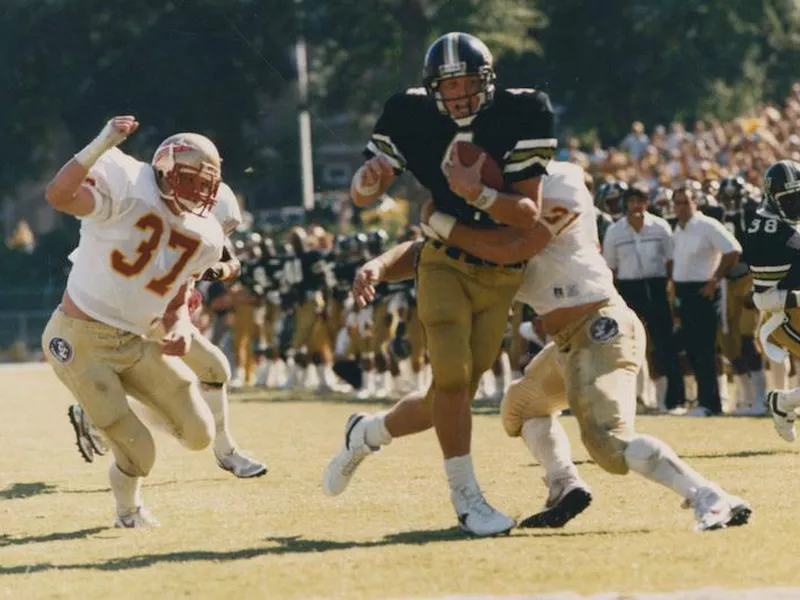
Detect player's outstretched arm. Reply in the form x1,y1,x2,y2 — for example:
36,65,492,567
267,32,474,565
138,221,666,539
45,115,139,217
350,155,397,207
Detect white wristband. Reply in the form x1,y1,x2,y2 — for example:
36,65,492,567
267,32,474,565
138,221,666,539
429,212,457,241
472,186,498,210
353,166,382,197
74,120,126,168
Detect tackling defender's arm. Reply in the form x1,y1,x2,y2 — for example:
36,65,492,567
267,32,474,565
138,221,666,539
351,241,422,308
45,116,139,217
448,222,550,265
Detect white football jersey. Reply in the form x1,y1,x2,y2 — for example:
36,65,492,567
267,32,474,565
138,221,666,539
67,148,226,335
211,182,243,235
514,162,618,315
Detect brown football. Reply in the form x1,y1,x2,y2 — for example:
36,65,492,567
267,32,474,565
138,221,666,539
454,141,505,190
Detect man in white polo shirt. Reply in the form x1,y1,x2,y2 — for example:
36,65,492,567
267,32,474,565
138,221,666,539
603,186,685,412
672,184,742,416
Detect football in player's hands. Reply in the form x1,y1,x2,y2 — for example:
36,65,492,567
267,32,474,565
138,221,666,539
452,141,504,190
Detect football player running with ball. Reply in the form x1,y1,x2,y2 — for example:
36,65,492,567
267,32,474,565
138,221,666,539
329,161,752,533
43,115,236,528
328,32,556,536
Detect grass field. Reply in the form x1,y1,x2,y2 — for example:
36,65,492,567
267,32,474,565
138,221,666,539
3,365,800,600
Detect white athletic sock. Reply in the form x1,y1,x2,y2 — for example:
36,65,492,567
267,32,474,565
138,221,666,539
521,416,576,480
202,385,236,455
624,434,708,499
780,386,800,409
109,461,142,516
364,412,392,448
444,454,478,491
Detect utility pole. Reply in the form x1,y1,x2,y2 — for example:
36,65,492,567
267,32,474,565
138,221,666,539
295,0,315,212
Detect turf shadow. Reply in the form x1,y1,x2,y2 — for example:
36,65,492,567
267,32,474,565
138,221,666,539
0,482,58,500
0,526,108,548
0,528,506,575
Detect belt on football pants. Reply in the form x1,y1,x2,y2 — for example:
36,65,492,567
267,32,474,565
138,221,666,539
430,239,525,270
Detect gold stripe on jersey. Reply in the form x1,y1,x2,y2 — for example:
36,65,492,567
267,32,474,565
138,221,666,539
750,264,790,290
367,134,407,170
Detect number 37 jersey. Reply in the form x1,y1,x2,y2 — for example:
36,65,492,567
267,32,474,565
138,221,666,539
67,148,225,335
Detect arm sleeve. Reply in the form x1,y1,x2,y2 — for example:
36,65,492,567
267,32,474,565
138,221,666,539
78,148,134,223
707,218,742,254
502,90,557,183
362,92,413,174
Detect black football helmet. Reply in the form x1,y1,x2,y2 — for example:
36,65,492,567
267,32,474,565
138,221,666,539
764,160,800,223
367,229,389,257
597,181,628,220
717,176,747,215
423,32,496,127
650,187,675,219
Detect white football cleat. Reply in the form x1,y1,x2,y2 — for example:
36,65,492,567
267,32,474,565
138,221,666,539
215,449,268,478
114,506,160,529
685,485,752,531
322,413,377,496
451,484,515,536
519,473,592,528
767,390,797,442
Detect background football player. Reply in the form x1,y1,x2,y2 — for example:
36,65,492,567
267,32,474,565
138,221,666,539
747,160,800,440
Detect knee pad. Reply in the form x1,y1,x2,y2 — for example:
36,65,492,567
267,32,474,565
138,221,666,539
500,380,527,437
186,337,231,384
622,434,675,477
580,426,630,475
177,401,214,452
102,411,156,477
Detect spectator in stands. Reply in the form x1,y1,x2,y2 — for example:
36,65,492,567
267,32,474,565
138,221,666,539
671,184,742,416
621,121,650,160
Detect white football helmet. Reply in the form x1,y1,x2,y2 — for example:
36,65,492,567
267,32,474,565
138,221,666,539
152,133,222,216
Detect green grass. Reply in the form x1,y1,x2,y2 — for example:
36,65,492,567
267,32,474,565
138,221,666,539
2,367,800,599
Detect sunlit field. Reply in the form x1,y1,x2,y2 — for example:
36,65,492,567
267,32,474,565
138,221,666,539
3,365,800,600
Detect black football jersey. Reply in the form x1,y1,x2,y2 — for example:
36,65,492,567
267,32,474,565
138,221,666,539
332,259,363,301
745,209,800,293
722,200,760,270
595,208,614,245
364,87,556,227
297,249,335,295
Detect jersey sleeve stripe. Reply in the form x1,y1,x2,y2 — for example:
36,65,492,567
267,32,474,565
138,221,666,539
504,154,551,174
753,277,785,288
750,264,792,273
365,140,406,170
511,138,558,151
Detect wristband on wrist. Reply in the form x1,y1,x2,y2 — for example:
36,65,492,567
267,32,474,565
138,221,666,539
472,186,498,210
